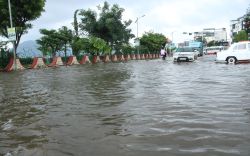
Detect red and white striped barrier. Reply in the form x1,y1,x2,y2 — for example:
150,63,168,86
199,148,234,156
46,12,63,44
48,57,64,67
92,55,101,64
152,54,155,59
111,55,118,62
119,55,125,61
4,57,25,72
79,55,91,64
148,54,152,59
125,54,131,61
140,54,145,60
66,56,79,65
31,57,47,69
102,55,110,63
136,54,141,60
130,54,136,60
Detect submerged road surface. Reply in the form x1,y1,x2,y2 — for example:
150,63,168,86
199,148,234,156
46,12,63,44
0,55,250,156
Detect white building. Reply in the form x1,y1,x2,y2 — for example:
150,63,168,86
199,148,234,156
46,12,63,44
193,28,227,43
230,16,245,39
214,28,227,41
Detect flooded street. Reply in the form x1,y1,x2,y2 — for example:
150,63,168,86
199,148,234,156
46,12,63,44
0,55,250,156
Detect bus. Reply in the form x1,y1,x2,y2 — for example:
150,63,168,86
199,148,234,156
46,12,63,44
204,46,225,55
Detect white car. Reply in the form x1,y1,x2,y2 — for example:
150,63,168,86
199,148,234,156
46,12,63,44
216,41,250,64
173,47,198,62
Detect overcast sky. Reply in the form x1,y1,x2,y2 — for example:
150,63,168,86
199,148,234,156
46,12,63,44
20,0,249,43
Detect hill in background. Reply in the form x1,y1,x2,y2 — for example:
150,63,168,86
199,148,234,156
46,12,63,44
17,40,73,58
17,40,42,58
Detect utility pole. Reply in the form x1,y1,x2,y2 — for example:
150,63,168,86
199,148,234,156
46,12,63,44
135,15,145,55
8,0,17,70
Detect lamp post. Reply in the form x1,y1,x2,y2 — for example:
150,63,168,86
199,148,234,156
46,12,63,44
171,31,174,44
8,0,16,70
170,31,176,56
135,14,145,55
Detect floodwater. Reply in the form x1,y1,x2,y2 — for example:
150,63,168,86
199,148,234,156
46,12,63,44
0,55,250,156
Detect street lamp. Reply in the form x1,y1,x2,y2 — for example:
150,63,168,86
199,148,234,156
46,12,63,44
8,0,16,70
170,31,177,56
171,31,175,44
135,14,145,55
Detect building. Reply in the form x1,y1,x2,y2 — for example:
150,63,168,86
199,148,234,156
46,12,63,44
230,16,245,40
193,28,227,43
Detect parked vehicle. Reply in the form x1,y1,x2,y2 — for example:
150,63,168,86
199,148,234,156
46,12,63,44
216,41,250,64
173,47,198,62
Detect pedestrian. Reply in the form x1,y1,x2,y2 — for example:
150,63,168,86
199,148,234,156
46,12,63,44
160,48,166,60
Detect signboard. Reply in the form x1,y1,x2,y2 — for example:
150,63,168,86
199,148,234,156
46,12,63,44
134,38,140,46
7,27,16,41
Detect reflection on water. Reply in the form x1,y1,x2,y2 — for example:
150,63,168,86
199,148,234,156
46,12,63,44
0,56,250,156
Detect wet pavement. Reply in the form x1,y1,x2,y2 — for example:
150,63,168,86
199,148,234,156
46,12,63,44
0,55,250,156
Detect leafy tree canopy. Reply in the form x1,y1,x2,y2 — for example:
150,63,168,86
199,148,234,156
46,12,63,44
0,0,46,49
244,7,250,35
140,32,167,53
121,44,134,55
71,37,90,56
78,1,134,50
37,28,67,57
233,30,248,42
88,36,111,55
37,26,111,57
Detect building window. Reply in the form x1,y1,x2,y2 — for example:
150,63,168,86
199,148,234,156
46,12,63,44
232,24,236,29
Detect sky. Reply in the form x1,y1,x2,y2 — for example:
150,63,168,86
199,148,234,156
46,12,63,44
18,0,249,44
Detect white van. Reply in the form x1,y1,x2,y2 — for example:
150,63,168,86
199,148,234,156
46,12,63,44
216,41,250,64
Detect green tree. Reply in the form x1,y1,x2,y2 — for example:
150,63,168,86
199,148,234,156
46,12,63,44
0,0,46,50
140,32,167,53
207,40,219,47
58,26,73,59
78,1,134,51
121,44,134,55
233,30,248,42
244,9,250,39
36,29,63,57
37,26,74,58
73,9,83,37
88,36,110,55
71,37,90,56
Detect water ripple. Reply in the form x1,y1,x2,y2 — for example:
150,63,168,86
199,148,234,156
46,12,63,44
0,57,250,155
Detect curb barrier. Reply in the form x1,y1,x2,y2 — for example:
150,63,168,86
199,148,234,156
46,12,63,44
31,57,47,69
136,54,141,60
66,56,80,65
4,57,25,72
92,55,101,64
48,57,64,67
140,54,145,60
79,55,91,64
111,55,118,62
102,55,110,63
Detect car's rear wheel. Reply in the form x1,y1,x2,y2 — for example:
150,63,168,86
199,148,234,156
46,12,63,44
227,57,237,64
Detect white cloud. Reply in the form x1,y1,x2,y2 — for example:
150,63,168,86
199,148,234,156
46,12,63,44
20,0,249,44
